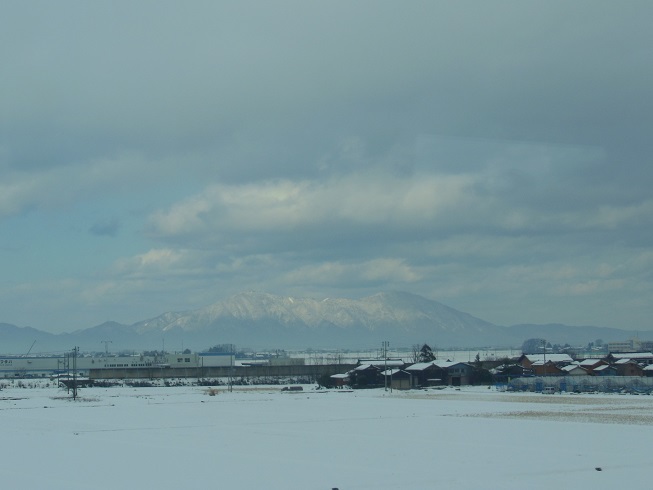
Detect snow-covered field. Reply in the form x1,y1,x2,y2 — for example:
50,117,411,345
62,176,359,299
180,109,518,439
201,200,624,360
2,382,652,489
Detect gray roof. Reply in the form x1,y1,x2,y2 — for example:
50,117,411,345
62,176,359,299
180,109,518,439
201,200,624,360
405,361,438,371
610,352,653,360
523,354,573,363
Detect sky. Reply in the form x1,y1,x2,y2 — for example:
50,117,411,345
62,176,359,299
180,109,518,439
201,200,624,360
1,1,652,334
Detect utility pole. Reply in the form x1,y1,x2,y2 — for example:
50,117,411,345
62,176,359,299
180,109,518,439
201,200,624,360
229,344,235,392
65,352,70,394
542,339,547,377
72,346,79,400
382,341,389,392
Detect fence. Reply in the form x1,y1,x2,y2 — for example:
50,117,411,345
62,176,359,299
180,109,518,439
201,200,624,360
505,376,653,394
89,363,356,381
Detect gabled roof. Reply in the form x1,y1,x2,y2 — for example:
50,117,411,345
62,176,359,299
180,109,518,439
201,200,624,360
562,365,587,373
381,368,405,376
615,358,633,364
433,360,472,369
531,360,558,366
594,364,615,372
579,358,604,367
353,364,375,371
610,352,653,360
405,361,439,371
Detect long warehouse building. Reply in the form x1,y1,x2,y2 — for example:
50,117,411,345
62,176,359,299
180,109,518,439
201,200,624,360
0,352,234,378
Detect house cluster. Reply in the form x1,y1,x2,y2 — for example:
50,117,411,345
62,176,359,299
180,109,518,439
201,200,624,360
493,351,653,381
330,350,653,391
331,358,479,390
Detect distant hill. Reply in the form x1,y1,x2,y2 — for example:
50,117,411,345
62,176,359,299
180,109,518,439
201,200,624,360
0,292,645,354
0,323,59,354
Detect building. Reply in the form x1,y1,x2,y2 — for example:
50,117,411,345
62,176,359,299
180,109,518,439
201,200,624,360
404,361,446,387
531,360,565,377
197,352,236,367
614,360,645,377
607,340,636,353
329,373,350,387
562,365,589,376
434,361,474,386
0,352,236,378
518,354,573,369
593,364,617,376
381,369,412,390
578,358,607,373
607,352,653,365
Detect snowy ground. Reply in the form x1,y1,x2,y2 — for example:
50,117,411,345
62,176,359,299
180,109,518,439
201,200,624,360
1,382,652,489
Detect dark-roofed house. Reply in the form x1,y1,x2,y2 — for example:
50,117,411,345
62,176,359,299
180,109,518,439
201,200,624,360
562,364,589,376
579,358,607,373
531,360,565,377
607,352,653,365
404,361,446,387
381,369,412,390
593,364,617,377
491,363,533,382
615,360,645,377
518,354,573,369
349,359,406,388
329,373,350,388
349,364,382,388
435,361,474,386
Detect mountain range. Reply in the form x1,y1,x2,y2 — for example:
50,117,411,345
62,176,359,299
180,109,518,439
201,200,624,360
0,291,642,355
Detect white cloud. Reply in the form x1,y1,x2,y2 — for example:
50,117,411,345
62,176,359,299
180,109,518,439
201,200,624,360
0,152,159,218
2,2,653,333
111,248,204,279
283,258,420,287
148,171,479,241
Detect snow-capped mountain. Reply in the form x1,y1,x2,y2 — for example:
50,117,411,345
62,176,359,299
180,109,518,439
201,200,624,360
0,291,639,354
128,290,505,349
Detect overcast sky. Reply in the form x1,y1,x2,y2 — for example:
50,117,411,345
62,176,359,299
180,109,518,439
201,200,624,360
1,1,652,334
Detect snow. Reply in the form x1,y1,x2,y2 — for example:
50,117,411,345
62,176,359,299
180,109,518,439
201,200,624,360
404,361,436,371
609,352,653,360
2,382,653,489
523,354,574,363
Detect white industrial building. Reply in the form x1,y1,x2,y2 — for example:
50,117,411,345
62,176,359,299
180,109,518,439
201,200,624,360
0,352,235,378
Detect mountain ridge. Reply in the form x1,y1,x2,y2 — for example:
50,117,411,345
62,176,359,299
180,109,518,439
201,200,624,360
0,291,642,354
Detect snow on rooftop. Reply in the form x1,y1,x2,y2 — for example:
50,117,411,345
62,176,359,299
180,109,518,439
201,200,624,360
523,354,573,363
562,365,587,372
405,361,437,371
610,352,653,359
433,360,459,368
380,368,403,376
579,359,604,366
593,364,613,371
